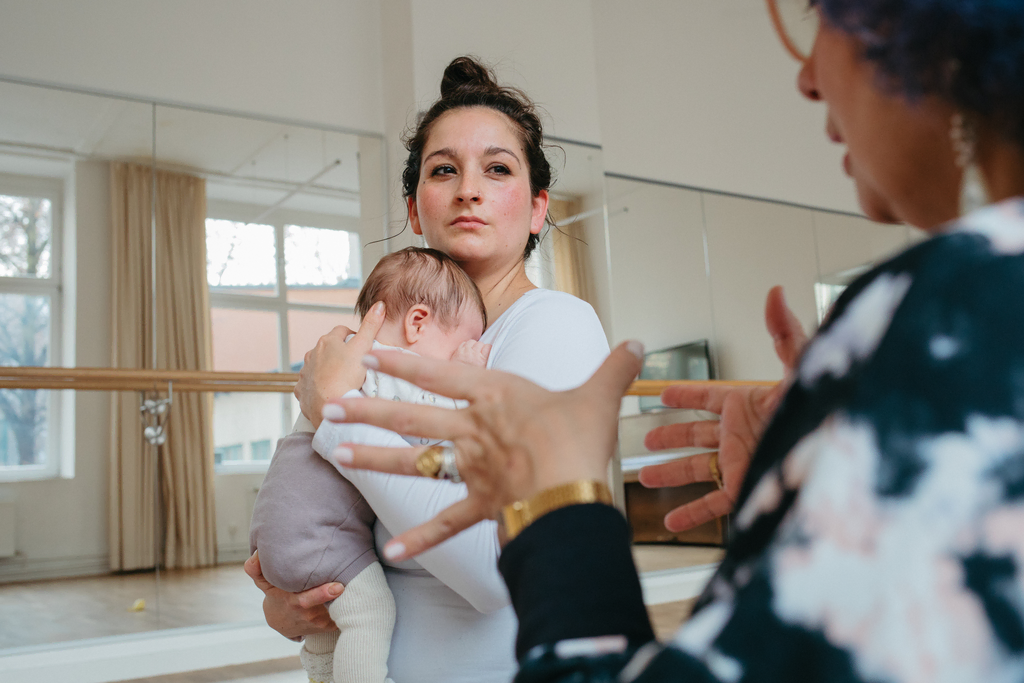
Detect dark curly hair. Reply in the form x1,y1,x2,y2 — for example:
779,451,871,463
816,0,1024,146
401,56,553,261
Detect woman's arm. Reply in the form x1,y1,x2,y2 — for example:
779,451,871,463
313,294,611,611
314,416,509,614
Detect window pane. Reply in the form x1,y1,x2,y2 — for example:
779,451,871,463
284,225,360,305
205,219,277,296
212,394,288,468
250,439,272,461
0,194,52,279
210,308,280,372
287,309,359,368
0,294,50,467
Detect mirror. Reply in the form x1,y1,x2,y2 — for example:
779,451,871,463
0,77,387,658
602,173,925,630
0,79,618,679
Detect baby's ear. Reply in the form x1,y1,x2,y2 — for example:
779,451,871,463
403,304,432,344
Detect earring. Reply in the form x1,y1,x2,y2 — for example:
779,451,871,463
950,112,989,215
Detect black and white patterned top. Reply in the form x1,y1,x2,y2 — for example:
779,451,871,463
499,198,1024,683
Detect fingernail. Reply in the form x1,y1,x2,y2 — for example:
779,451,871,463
322,404,346,422
373,302,384,315
383,542,406,562
328,583,343,597
362,354,380,369
333,446,353,464
625,340,645,361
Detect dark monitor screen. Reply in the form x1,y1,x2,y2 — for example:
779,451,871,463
638,339,713,412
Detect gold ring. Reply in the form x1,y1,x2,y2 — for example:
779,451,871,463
708,452,724,490
415,445,445,479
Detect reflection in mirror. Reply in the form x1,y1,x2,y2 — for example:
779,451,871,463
0,80,161,650
0,77,387,665
526,140,609,319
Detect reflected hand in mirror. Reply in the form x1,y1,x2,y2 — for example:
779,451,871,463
639,286,807,532
243,551,342,639
324,342,644,561
295,302,387,428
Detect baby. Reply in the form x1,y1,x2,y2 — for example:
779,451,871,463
249,247,489,683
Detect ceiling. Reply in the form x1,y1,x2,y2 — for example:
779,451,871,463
0,79,607,222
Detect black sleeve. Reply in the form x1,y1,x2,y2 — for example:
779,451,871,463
498,503,656,659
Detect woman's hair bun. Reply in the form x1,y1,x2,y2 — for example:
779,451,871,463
439,56,500,98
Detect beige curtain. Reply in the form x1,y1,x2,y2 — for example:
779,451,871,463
549,198,595,304
109,162,217,571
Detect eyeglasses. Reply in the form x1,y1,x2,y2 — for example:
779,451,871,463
766,0,820,63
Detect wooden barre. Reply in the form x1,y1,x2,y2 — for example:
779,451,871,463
0,368,777,395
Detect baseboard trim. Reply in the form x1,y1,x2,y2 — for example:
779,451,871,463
0,620,298,683
639,563,717,605
0,554,109,583
217,545,253,565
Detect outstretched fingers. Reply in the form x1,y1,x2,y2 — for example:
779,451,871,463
366,350,489,402
330,395,469,442
330,443,423,476
381,498,489,561
581,341,646,401
644,420,720,451
638,451,718,489
663,489,734,533
659,382,732,415
765,285,807,371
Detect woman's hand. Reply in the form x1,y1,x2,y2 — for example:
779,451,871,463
295,302,386,428
639,286,808,531
243,551,342,639
325,341,645,560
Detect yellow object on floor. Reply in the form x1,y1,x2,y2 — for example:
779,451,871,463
128,598,146,612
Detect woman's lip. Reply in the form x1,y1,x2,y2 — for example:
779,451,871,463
451,217,486,227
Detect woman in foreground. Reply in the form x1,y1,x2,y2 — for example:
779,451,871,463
327,1,1024,680
246,57,608,683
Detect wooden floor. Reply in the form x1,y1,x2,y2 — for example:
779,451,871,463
0,563,265,650
0,546,721,682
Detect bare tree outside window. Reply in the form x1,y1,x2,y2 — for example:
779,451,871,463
0,195,53,468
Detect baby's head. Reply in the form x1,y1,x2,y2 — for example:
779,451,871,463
355,247,486,360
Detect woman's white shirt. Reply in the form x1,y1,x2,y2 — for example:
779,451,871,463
313,288,609,683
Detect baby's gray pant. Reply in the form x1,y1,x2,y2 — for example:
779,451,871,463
249,431,377,592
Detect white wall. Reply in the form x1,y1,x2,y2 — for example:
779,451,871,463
592,0,860,214
0,0,384,134
408,0,602,144
605,175,916,411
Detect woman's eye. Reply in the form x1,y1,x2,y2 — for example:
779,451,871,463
430,164,456,176
489,164,511,175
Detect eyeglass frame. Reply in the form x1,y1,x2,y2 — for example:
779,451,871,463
765,0,815,64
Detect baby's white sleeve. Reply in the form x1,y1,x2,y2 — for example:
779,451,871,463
313,415,509,614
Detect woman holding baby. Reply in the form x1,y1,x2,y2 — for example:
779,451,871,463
315,1,1024,682
246,56,609,683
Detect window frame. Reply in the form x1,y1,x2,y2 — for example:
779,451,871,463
206,204,360,474
0,172,68,482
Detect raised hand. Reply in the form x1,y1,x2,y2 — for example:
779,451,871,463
324,341,645,560
639,286,808,532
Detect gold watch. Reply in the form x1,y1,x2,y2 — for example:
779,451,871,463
499,480,613,543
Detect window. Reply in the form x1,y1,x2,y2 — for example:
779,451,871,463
206,214,361,472
250,439,272,462
0,175,65,480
